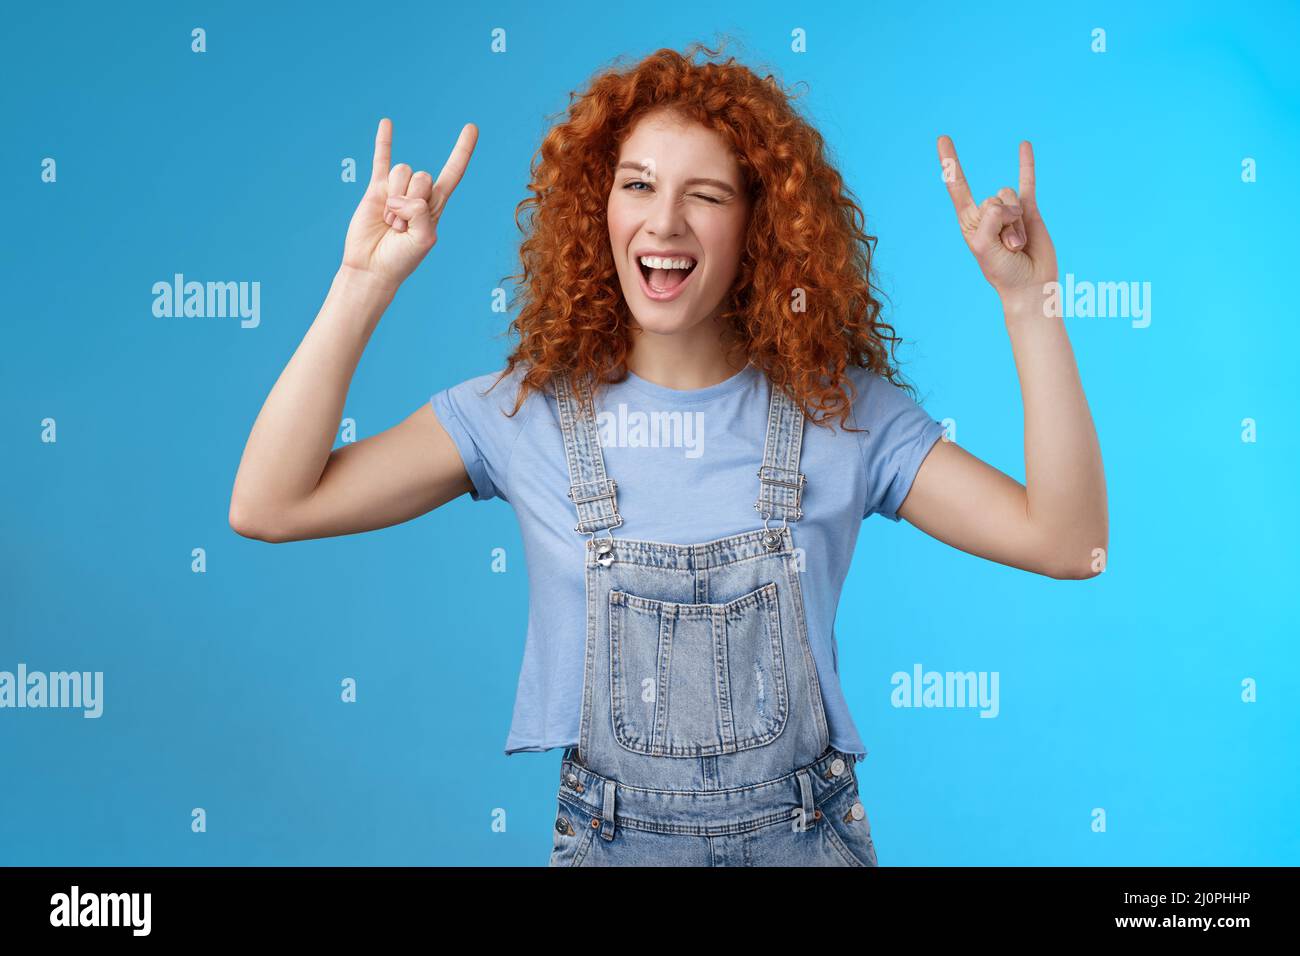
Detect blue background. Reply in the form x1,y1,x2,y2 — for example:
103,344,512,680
2,0,1296,866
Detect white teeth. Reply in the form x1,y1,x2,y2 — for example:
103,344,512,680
638,255,696,270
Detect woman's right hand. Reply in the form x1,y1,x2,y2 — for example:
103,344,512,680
340,117,479,293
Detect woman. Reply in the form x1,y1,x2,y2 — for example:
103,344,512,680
229,44,1107,867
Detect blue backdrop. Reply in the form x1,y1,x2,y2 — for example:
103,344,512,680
2,0,1296,866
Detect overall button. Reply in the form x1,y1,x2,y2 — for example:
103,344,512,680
830,758,846,777
594,540,614,567
556,817,570,834
762,532,781,550
850,802,866,821
565,772,579,787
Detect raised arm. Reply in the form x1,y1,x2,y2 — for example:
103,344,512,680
895,137,1108,580
229,118,480,543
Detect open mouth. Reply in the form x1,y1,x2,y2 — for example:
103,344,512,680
636,257,699,301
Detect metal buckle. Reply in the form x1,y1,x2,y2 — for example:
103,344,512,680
566,478,619,506
573,514,624,535
756,465,806,500
755,465,805,543
568,478,623,539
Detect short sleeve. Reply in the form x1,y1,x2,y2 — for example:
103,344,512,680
429,369,529,503
852,368,946,522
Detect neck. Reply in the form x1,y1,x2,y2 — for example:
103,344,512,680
625,317,748,391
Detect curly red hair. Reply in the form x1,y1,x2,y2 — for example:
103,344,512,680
489,39,920,430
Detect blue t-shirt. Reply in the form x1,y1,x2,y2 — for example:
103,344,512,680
430,362,945,756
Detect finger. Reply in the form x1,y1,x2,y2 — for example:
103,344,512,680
972,197,1018,257
370,118,392,186
384,197,407,233
406,170,433,203
398,171,432,227
936,135,976,220
387,162,413,202
1018,140,1037,215
995,185,1026,250
429,123,478,220
1017,139,1050,247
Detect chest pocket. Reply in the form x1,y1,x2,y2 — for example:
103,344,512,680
608,581,789,757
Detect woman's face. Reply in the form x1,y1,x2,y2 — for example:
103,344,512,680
607,110,750,338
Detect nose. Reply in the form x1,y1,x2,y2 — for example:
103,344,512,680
645,187,686,240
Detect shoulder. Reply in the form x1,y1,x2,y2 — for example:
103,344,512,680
429,365,548,503
842,365,934,432
439,363,527,402
840,365,945,521
433,364,548,422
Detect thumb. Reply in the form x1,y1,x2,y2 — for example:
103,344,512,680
971,198,1017,258
385,195,434,246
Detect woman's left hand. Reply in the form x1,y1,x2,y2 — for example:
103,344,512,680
937,136,1058,309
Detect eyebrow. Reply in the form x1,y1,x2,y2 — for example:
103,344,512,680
615,161,738,196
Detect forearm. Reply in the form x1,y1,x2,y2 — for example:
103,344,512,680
1001,290,1108,576
230,266,396,526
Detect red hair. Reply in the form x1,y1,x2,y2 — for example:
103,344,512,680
490,39,920,429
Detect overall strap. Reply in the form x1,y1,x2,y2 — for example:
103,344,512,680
753,378,808,528
553,371,623,536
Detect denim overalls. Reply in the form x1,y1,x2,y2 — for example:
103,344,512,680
547,369,880,867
